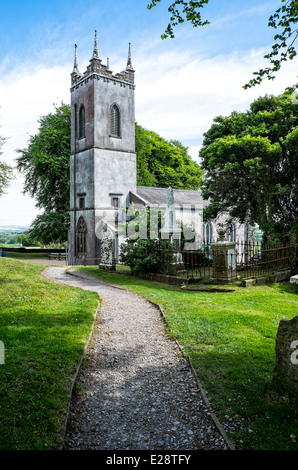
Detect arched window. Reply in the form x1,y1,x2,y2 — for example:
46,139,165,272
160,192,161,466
203,222,212,244
110,104,120,137
76,216,87,256
78,105,85,139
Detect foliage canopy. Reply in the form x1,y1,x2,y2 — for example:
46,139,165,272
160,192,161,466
135,123,203,189
0,126,13,198
200,86,298,242
16,103,71,245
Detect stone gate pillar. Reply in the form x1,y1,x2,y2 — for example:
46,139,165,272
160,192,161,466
211,227,236,282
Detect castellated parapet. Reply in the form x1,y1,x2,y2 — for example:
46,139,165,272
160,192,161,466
71,31,135,89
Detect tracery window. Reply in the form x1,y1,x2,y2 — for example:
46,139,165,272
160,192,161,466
78,105,86,139
110,104,120,137
76,216,87,256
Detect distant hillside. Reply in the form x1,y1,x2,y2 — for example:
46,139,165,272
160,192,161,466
0,227,31,245
0,226,30,231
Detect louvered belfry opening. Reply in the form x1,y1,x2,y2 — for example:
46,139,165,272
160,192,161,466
79,105,86,139
110,104,120,137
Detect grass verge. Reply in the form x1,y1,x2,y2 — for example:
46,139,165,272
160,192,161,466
81,266,298,451
0,258,99,450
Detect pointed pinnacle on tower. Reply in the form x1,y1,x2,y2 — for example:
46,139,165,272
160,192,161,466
73,44,79,73
93,30,99,59
126,43,134,70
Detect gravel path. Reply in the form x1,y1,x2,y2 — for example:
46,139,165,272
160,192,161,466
43,266,234,451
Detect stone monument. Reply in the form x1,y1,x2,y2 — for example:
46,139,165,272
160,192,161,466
273,316,298,399
98,223,116,270
160,187,182,244
160,188,184,272
211,224,237,282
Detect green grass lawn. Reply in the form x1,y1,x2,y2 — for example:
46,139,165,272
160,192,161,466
0,258,99,450
81,266,298,451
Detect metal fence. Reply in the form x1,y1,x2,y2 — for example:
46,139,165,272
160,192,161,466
235,241,296,280
157,241,297,283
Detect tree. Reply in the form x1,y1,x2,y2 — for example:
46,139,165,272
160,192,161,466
119,205,195,273
199,86,298,242
135,123,203,189
15,232,40,247
0,128,13,197
245,1,298,89
147,0,210,39
16,103,71,245
119,206,174,274
147,0,298,87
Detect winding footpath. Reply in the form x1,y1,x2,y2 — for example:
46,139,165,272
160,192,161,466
43,266,234,451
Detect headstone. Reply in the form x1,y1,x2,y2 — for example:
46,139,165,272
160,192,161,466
290,274,298,285
273,316,298,399
99,224,116,270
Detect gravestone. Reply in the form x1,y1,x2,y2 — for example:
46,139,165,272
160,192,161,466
99,224,116,270
273,316,298,399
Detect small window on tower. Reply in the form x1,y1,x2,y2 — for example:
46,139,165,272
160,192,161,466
79,197,85,209
110,104,120,137
79,105,86,139
111,197,120,208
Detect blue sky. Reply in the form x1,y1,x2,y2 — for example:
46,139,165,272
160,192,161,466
0,0,297,226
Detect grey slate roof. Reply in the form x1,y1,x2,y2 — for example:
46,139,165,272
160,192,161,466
130,186,207,208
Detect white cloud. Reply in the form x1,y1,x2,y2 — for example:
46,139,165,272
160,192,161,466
0,62,71,226
135,46,298,144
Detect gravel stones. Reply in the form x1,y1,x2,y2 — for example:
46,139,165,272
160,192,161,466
44,267,231,451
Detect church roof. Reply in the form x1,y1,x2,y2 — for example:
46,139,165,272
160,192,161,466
131,186,206,208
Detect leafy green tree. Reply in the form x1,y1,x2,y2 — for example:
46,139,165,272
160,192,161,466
119,206,174,274
0,129,13,197
15,232,40,247
16,103,71,245
245,1,298,89
147,0,210,39
135,123,203,189
119,204,197,273
147,0,298,87
200,86,298,242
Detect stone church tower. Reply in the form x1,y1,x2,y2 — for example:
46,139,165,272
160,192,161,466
68,32,137,265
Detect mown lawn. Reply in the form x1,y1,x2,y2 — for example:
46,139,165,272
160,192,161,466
81,266,298,451
0,258,99,450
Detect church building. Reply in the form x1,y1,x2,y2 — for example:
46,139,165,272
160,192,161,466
68,33,251,266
